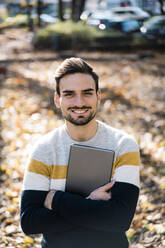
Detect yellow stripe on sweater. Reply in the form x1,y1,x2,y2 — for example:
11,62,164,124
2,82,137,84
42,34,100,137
111,152,140,177
28,152,140,180
114,152,140,168
28,159,67,179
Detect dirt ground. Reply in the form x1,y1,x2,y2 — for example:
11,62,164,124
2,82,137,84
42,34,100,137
0,28,165,248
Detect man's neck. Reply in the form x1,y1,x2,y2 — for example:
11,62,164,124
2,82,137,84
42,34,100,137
65,119,98,142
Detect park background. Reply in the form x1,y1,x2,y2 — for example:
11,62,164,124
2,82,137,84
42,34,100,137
0,0,165,247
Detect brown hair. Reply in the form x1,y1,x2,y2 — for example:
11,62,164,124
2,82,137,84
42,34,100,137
55,57,99,95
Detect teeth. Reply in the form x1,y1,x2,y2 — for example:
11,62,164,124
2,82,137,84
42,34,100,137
73,110,87,114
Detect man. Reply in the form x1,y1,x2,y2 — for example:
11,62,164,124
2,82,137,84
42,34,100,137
20,57,140,248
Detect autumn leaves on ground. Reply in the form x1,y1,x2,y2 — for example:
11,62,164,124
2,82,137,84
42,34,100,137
0,28,165,248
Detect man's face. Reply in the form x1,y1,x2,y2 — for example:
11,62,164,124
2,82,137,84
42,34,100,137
55,73,101,126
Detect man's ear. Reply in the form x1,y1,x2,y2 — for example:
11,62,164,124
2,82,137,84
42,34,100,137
97,89,101,105
54,92,60,109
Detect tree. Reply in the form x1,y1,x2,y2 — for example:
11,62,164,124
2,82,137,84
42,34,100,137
58,0,64,21
71,0,86,21
26,0,33,30
57,0,86,22
36,0,43,27
158,0,165,14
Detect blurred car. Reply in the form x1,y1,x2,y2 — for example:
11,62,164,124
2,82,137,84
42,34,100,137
140,15,165,40
7,0,36,16
40,14,58,24
31,8,58,25
108,17,141,33
110,7,150,22
86,10,113,30
42,3,57,16
86,10,141,33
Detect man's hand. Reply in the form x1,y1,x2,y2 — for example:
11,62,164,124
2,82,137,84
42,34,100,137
44,190,56,210
87,181,115,201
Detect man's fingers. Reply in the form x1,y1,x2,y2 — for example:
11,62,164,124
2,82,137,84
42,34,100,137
101,180,115,191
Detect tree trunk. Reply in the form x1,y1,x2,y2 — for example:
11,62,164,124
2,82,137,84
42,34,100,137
71,0,76,21
79,0,86,18
58,0,64,21
26,0,33,31
158,0,165,14
37,0,42,27
71,0,86,22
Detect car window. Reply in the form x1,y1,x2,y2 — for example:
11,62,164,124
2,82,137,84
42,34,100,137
115,11,125,14
145,17,165,27
122,20,139,32
151,20,165,28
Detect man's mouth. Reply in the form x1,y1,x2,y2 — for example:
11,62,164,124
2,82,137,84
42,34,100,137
68,107,91,115
71,109,89,114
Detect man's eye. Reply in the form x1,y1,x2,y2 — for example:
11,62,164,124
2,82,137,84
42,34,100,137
84,92,93,95
64,93,73,97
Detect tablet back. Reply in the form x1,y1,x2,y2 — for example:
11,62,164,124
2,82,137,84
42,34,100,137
65,144,115,197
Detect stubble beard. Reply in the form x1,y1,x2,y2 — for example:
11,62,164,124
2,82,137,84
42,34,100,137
62,108,97,126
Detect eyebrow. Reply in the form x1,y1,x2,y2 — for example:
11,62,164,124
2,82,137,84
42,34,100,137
62,90,74,94
83,88,95,92
62,88,95,94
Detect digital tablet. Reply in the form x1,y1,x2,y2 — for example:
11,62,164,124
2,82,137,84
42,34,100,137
65,144,115,197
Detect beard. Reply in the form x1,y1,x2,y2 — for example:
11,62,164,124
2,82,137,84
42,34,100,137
62,107,97,126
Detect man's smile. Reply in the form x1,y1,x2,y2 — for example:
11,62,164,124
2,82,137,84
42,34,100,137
68,106,92,115
71,109,89,114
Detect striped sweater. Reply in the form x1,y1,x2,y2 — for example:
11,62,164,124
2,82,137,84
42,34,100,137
21,120,140,248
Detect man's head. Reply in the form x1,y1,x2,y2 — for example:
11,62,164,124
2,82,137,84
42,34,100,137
54,58,101,127
55,57,99,96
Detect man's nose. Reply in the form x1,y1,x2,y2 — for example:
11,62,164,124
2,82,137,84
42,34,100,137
74,95,85,107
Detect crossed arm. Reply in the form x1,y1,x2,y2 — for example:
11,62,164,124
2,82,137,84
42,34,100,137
20,181,139,235
44,181,115,210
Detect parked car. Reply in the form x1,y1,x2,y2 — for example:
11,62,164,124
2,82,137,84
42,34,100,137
40,13,58,24
108,17,141,33
86,10,115,29
86,10,141,33
110,6,150,22
140,15,165,40
42,3,57,16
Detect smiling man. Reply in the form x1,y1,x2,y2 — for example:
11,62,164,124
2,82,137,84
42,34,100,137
20,57,140,248
55,72,101,141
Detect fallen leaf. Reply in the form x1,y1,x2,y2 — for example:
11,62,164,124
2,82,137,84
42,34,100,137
5,225,17,234
127,228,135,239
154,224,165,234
23,236,34,244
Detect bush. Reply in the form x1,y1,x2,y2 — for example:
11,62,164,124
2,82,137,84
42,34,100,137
6,14,27,26
0,14,29,29
32,20,124,50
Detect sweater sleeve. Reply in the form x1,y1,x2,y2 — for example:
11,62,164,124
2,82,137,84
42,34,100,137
52,182,139,232
20,190,75,235
20,139,75,235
